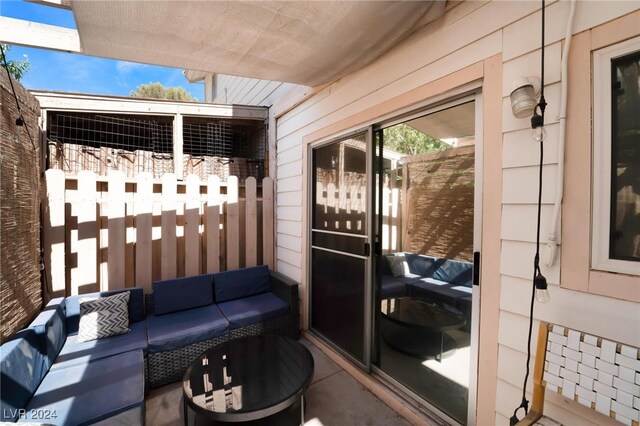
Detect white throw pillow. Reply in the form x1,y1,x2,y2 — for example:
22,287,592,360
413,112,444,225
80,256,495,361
78,291,130,342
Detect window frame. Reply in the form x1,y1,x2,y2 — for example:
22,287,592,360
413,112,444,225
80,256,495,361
591,35,640,276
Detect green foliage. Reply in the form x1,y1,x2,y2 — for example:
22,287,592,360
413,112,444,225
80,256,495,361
0,44,30,81
383,124,447,155
130,82,196,101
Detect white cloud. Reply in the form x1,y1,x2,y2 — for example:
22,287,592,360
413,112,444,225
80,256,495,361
115,61,147,74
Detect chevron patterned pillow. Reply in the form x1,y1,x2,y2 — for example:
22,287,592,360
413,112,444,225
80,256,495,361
78,291,130,342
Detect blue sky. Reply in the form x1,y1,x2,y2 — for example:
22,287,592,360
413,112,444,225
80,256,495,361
1,1,204,100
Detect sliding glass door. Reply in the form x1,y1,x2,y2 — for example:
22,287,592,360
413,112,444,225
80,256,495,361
309,131,372,367
373,99,479,425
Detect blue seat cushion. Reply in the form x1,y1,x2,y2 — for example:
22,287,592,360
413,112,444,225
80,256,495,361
153,274,214,315
20,350,144,425
217,292,289,329
51,321,147,370
65,288,145,334
213,265,271,303
0,329,48,422
380,276,407,298
28,299,66,369
146,305,229,353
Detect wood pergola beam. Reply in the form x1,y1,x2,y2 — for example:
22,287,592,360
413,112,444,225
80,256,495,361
0,17,81,53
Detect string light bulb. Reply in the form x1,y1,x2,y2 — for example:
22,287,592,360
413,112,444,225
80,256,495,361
534,272,551,303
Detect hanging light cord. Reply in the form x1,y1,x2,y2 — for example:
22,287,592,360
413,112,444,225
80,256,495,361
511,1,547,424
0,44,36,150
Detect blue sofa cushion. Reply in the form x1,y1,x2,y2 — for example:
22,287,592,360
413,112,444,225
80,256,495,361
213,265,271,303
20,350,144,425
51,321,147,370
66,288,145,334
28,298,66,368
217,292,289,329
380,276,407,298
153,274,213,315
433,259,473,286
406,253,439,276
146,305,229,353
0,329,48,422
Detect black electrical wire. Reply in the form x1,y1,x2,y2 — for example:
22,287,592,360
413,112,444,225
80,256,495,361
0,44,36,151
511,1,547,424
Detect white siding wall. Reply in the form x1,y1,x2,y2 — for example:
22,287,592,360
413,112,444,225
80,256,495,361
211,74,297,106
271,0,640,423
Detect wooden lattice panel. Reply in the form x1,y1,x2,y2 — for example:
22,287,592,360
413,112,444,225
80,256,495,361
543,325,640,425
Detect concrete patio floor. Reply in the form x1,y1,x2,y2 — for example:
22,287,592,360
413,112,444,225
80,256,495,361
146,337,411,426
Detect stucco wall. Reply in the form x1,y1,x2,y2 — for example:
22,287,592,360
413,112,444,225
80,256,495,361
270,1,640,424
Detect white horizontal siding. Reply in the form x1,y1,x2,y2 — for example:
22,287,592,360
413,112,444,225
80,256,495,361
503,123,560,168
270,1,640,424
277,206,302,222
501,204,558,243
500,240,560,284
276,145,303,166
277,220,302,237
212,75,298,106
502,165,558,205
276,191,302,207
499,275,640,346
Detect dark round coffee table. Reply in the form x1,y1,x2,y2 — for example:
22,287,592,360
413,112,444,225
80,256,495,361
380,296,467,361
182,335,314,425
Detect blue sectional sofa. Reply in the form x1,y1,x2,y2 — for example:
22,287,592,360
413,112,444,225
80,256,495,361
381,253,473,326
0,288,146,425
0,265,300,424
146,265,299,388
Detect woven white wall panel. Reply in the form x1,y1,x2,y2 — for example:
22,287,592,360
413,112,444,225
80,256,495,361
567,330,581,351
599,370,614,387
594,380,617,399
563,380,577,399
611,400,639,422
575,384,597,402
579,363,599,379
617,353,640,372
565,358,579,373
580,341,602,357
601,340,618,364
617,389,633,408
597,358,620,376
579,375,594,391
619,366,636,384
613,377,640,397
596,393,612,416
582,353,597,368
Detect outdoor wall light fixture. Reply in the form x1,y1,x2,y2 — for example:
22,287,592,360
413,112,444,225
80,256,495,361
510,1,550,424
510,76,541,119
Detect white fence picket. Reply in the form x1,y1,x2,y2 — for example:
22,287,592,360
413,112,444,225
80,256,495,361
185,174,201,276
108,171,125,290
161,173,177,279
135,172,153,292
44,169,66,297
206,175,221,273
226,176,240,270
74,171,97,294
245,177,258,267
262,177,274,269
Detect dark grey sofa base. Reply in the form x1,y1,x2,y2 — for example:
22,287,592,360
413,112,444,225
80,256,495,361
148,334,228,389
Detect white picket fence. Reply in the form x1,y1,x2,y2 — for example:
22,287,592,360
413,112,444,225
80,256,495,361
43,169,274,297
